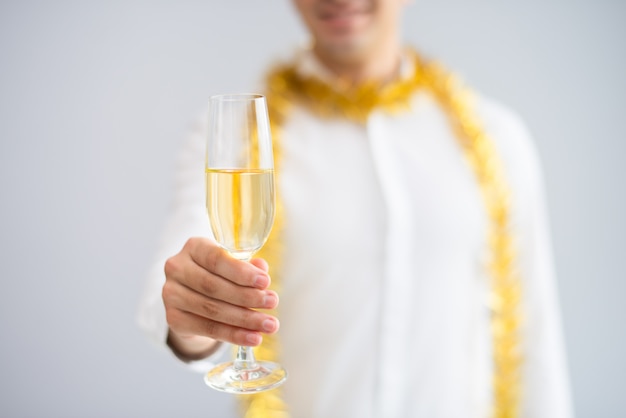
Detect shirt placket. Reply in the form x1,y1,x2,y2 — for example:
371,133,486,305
367,112,414,418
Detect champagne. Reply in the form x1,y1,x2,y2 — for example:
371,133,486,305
205,168,275,260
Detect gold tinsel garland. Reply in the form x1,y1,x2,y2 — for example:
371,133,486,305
239,50,522,418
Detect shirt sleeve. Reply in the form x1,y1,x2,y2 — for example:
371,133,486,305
136,111,229,372
516,131,574,418
478,96,574,417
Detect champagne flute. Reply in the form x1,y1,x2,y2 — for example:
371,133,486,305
203,94,287,393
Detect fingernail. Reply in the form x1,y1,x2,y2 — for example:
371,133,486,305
262,318,277,332
246,333,262,346
253,275,269,289
263,292,278,308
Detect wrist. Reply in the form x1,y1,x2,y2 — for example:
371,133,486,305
166,330,221,362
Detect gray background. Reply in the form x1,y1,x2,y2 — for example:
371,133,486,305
0,1,624,417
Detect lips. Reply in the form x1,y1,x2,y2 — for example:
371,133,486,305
316,9,370,37
317,2,371,21
319,8,364,20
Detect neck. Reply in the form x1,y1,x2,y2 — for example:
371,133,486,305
312,38,403,86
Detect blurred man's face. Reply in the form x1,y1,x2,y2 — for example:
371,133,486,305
292,0,405,63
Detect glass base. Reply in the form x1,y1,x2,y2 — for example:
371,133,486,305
204,360,287,394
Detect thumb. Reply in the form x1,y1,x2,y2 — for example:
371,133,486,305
250,258,269,273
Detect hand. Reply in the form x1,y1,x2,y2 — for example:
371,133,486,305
162,237,279,360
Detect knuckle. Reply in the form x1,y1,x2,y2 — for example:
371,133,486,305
227,327,241,345
161,281,176,304
243,289,265,308
183,237,199,251
206,246,222,273
244,310,263,330
198,274,217,296
163,256,180,278
201,299,220,319
204,320,218,338
186,237,220,272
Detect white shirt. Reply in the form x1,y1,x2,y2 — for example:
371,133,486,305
138,50,573,418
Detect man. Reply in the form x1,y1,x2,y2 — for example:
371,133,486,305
138,1,572,417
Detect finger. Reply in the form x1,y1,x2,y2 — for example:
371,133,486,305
164,281,279,334
185,237,270,289
250,258,269,273
181,261,279,310
165,307,264,347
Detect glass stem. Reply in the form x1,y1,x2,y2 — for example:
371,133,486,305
232,257,258,371
234,345,258,370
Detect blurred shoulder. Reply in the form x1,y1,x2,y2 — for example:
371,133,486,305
474,94,531,147
466,92,551,214
472,93,543,176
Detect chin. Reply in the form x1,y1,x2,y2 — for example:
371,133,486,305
316,33,373,62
